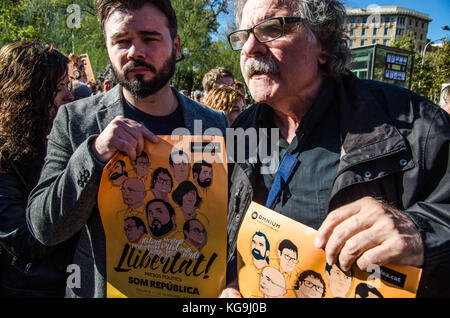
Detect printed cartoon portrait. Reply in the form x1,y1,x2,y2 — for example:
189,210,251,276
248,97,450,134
123,216,147,243
121,178,147,210
251,231,271,269
169,150,190,184
325,263,353,298
172,181,203,221
109,159,128,186
259,266,287,298
132,151,150,178
150,167,173,202
294,270,326,298
146,199,176,238
277,239,298,274
192,160,213,189
354,283,384,298
183,218,207,251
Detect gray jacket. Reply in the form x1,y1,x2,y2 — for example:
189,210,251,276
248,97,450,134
26,85,229,297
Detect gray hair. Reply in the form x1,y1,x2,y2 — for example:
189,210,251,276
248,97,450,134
234,0,351,77
442,86,450,103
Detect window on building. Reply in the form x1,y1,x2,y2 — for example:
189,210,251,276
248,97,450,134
362,17,367,23
351,17,355,23
372,39,377,44
362,27,366,35
361,39,365,46
384,28,389,35
350,28,354,36
420,33,423,40
385,17,390,23
383,39,388,46
349,40,353,47
373,28,378,35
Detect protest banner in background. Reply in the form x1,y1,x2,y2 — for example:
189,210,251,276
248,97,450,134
68,53,95,83
237,202,422,298
98,135,227,298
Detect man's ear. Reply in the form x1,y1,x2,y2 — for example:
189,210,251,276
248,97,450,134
174,35,182,59
318,46,328,65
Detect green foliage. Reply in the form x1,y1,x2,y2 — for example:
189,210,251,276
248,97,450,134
0,0,244,90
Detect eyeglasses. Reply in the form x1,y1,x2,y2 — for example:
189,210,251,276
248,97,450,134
228,17,304,51
190,227,206,235
124,224,137,232
282,253,298,264
260,273,284,289
301,280,324,293
156,177,172,185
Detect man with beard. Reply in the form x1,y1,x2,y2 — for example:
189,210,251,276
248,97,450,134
146,199,177,238
222,0,450,298
192,160,213,191
108,159,128,186
26,0,228,298
238,232,271,297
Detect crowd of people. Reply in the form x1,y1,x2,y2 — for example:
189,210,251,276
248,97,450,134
0,0,449,299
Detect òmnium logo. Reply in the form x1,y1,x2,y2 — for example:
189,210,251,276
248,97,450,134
253,211,281,230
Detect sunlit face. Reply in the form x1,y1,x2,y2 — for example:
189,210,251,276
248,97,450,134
121,178,146,209
104,3,181,98
52,74,74,113
228,97,245,125
239,0,326,107
295,275,324,298
260,267,286,298
327,264,353,298
184,219,206,250
215,75,234,87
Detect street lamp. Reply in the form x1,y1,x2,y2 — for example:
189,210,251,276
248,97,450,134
422,37,445,66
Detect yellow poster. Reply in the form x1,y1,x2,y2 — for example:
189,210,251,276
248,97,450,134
237,202,422,298
68,53,95,83
98,135,227,298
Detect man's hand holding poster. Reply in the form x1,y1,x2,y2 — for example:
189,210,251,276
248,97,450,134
237,202,422,298
98,136,227,298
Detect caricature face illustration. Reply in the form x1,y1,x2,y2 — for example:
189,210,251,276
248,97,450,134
109,160,128,186
354,283,384,298
193,161,213,189
326,264,353,298
183,219,207,250
146,199,176,238
277,240,298,273
133,152,150,177
151,168,173,200
251,233,269,263
259,267,286,298
169,151,190,183
123,217,146,243
294,271,326,298
121,178,146,209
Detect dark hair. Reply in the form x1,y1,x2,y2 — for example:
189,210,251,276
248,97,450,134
125,216,148,234
169,149,190,167
325,263,353,277
95,0,178,39
172,181,202,207
354,283,384,298
192,160,212,176
0,41,68,182
151,167,173,189
145,198,175,217
294,270,326,298
278,239,298,255
182,218,204,234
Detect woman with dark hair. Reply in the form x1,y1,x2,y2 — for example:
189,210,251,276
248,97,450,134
0,41,76,297
171,181,209,226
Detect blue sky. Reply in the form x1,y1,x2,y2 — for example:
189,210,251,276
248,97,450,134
344,0,450,41
219,1,450,42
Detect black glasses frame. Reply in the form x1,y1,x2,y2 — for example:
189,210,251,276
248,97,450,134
227,17,304,51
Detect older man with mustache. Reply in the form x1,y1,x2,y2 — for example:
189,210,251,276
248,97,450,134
223,0,450,298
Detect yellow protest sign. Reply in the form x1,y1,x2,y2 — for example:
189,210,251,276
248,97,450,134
98,135,227,297
237,202,422,298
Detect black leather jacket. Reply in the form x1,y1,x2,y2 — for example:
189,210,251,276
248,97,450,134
227,73,450,298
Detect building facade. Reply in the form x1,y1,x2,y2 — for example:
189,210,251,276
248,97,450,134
345,6,432,52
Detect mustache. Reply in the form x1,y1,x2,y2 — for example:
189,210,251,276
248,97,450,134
245,57,279,78
123,60,156,75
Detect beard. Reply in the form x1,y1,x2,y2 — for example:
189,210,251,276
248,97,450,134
149,219,175,238
111,48,177,99
252,248,266,261
197,177,212,188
